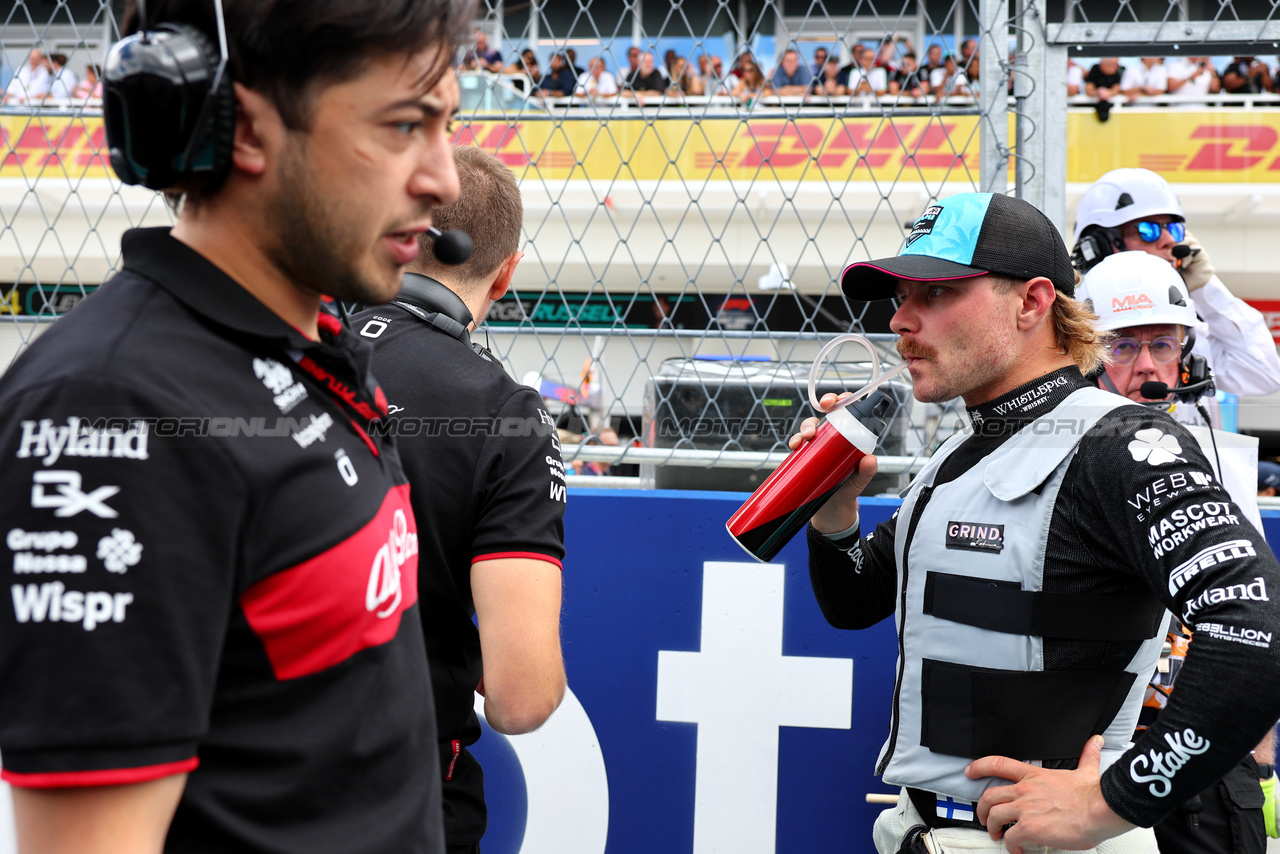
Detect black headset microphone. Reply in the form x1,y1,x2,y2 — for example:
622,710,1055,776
425,226,473,266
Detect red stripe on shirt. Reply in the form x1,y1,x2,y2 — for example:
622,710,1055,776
471,551,563,570
241,484,420,680
2,757,198,788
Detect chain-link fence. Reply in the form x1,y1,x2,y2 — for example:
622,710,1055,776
3,0,1278,488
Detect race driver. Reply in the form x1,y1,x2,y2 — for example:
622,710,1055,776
797,191,1280,854
0,0,472,851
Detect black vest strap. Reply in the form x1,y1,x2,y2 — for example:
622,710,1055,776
920,658,1135,759
923,571,1166,641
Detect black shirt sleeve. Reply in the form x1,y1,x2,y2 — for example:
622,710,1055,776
807,508,899,630
1076,410,1280,827
0,379,243,784
469,389,566,567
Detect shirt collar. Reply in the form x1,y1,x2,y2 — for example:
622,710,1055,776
121,227,321,350
966,366,1089,434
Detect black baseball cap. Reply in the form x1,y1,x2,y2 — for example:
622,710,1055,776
841,192,1076,300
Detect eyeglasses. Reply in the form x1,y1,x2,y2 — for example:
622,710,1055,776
1109,336,1182,364
1133,221,1187,243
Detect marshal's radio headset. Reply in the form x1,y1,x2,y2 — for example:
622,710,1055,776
103,0,235,190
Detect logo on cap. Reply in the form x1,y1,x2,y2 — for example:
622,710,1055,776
904,204,943,248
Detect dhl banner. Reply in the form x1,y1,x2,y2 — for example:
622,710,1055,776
8,111,1280,184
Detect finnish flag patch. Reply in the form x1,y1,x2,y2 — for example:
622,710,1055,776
936,794,975,822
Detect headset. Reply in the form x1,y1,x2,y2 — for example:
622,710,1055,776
103,0,235,190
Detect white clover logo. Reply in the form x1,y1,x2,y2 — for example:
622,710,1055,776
97,528,142,574
253,357,294,394
1128,428,1185,466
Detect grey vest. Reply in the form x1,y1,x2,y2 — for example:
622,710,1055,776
880,387,1166,801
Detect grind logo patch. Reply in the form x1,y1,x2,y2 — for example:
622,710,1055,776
945,521,1005,553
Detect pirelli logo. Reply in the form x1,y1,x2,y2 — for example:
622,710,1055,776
945,521,1005,554
1168,539,1257,596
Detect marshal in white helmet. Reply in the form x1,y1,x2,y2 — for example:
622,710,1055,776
1078,252,1200,405
1072,168,1185,272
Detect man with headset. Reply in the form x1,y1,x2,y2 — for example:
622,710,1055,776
1071,167,1280,420
795,192,1280,854
350,145,567,854
0,0,472,851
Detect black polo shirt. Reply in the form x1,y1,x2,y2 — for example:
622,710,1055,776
0,228,443,854
350,297,566,846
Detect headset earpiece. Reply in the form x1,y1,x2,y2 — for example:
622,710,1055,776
103,13,234,190
1070,225,1124,273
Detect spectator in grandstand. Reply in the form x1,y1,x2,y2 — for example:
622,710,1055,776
72,63,102,101
931,54,971,101
503,49,539,92
842,46,889,97
923,43,945,79
3,47,50,104
874,38,900,74
813,56,846,97
1067,57,1085,96
44,53,78,101
810,46,829,76
892,52,928,98
959,37,978,74
625,51,668,101
1120,57,1167,101
575,56,618,99
1085,56,1123,120
537,53,577,97
770,48,813,95
566,47,584,77
460,28,503,72
623,45,643,80
1166,56,1220,105
730,58,772,103
350,145,567,854
664,49,679,80
1223,56,1272,93
1072,167,1280,412
699,54,738,95
667,55,705,97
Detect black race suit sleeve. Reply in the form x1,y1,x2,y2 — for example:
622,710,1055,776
1078,411,1280,828
0,378,243,783
469,388,566,567
807,508,900,630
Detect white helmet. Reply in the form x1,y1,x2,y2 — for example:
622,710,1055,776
1077,251,1197,332
1073,168,1185,244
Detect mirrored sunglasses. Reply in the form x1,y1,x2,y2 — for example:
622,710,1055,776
1134,221,1187,243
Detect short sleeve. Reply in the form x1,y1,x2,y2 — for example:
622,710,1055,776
468,389,566,569
0,378,243,787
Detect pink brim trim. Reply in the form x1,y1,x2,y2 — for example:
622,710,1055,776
843,261,990,282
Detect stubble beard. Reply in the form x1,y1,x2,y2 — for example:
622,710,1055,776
900,320,1018,404
263,139,400,306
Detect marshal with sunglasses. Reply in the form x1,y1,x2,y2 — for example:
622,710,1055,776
1071,219,1189,273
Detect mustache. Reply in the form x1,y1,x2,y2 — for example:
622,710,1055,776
896,338,936,360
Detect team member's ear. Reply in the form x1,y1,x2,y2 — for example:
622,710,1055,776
230,83,279,178
488,251,524,303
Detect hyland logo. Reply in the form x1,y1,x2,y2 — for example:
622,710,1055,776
292,412,334,449
30,471,119,519
253,357,308,414
1182,577,1268,622
366,509,417,619
1168,539,1256,595
11,581,134,631
904,204,943,248
945,521,1005,553
16,418,149,467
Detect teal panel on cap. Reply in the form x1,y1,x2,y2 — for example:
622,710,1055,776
901,193,992,265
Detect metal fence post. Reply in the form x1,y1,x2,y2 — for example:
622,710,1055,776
978,0,1010,193
1017,0,1068,234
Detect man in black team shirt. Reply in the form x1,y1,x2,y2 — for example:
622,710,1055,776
0,0,472,851
351,145,567,854
792,192,1280,854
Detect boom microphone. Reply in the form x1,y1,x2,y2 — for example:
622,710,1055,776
1172,244,1192,260
1140,378,1214,400
426,226,473,266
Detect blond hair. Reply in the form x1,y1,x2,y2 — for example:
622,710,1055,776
994,271,1110,375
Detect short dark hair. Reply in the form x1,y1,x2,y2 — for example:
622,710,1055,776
124,0,474,131
124,0,474,207
413,145,522,289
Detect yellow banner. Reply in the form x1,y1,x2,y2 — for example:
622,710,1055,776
8,111,1280,184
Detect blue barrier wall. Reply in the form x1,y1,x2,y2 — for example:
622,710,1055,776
473,491,1280,854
